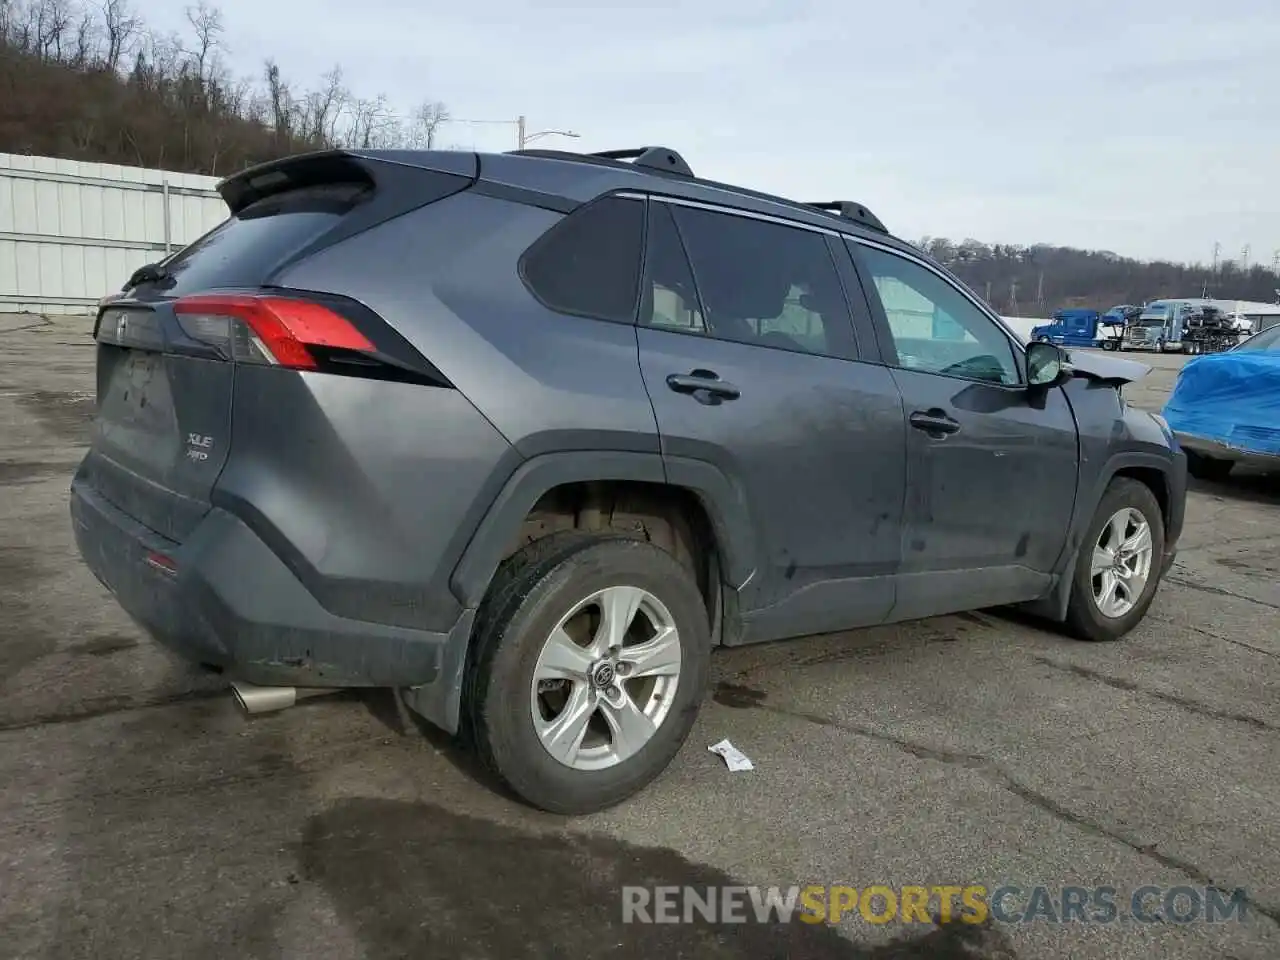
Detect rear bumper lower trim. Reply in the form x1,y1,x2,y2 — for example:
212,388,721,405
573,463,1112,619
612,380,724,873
70,474,464,689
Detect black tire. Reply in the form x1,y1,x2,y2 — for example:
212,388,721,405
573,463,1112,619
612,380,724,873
1185,450,1234,482
1064,478,1166,642
466,534,711,815
1101,340,1117,351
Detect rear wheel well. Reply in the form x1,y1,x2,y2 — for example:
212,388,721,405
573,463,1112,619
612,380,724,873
503,480,720,632
1113,467,1169,532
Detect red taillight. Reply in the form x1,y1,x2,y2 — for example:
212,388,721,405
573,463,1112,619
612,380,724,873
174,295,375,369
145,551,178,575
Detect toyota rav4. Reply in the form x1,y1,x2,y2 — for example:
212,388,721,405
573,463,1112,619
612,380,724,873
70,145,1187,814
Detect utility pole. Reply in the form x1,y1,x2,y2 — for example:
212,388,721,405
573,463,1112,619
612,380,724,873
1212,241,1221,273
1272,250,1280,275
1009,279,1019,315
1242,245,1250,272
516,115,526,150
1035,271,1045,309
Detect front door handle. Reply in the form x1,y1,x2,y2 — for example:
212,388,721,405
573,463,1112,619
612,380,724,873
909,409,961,437
666,370,741,403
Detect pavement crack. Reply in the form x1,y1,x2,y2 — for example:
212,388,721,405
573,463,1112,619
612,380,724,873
1150,617,1280,661
1034,657,1276,733
753,700,1280,928
0,687,226,734
1166,576,1280,611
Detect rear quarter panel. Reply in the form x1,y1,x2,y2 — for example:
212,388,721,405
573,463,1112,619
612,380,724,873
274,191,661,458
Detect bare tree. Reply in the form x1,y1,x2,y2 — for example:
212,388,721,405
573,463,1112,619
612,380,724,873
410,99,449,148
263,58,297,140
70,6,96,66
101,0,140,71
302,64,346,143
344,94,397,149
35,0,74,60
183,0,220,82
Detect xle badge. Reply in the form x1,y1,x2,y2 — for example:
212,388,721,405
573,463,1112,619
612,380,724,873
186,433,214,462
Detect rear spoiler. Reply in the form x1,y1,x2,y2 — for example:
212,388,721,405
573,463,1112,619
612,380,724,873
217,149,480,215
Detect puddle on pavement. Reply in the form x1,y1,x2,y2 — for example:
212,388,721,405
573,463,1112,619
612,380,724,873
15,390,96,444
0,460,79,485
298,798,1019,959
0,545,59,681
713,682,769,709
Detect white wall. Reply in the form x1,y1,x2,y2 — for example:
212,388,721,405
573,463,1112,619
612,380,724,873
999,316,1046,342
0,153,227,314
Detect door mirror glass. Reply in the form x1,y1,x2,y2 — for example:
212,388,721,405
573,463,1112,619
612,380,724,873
1026,341,1067,387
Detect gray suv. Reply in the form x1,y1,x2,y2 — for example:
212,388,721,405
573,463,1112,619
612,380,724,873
70,145,1187,814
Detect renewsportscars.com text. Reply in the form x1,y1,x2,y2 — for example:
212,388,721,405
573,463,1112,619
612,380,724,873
621,884,1249,926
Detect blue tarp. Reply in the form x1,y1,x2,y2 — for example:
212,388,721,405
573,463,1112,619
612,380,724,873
1162,352,1280,456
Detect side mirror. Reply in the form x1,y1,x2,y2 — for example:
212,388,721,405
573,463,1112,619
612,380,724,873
1026,340,1071,388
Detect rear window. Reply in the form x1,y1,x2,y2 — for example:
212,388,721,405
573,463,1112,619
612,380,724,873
146,183,370,297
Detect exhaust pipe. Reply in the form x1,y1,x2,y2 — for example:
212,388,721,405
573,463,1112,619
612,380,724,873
230,681,338,715
231,680,297,714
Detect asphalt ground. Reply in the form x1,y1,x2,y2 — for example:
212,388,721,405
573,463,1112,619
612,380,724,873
1,314,1277,960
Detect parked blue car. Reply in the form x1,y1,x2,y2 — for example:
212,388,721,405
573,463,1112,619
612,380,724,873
1162,323,1280,480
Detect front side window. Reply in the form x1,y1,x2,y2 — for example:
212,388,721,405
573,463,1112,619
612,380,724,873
854,242,1020,385
640,202,856,359
520,195,645,323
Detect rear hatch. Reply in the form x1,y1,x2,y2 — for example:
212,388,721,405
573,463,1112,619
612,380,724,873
83,150,476,542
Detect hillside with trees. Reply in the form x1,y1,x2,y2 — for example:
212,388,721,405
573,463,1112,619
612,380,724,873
920,239,1280,316
3,1,1276,313
0,0,449,176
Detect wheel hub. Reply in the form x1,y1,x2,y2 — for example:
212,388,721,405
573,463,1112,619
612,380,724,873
590,659,617,689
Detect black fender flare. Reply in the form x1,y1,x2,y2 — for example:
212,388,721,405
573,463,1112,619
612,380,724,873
1027,449,1182,622
407,451,758,735
448,450,758,610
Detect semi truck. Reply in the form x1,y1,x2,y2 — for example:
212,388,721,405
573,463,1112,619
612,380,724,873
1121,298,1253,353
1122,299,1189,352
1029,308,1126,350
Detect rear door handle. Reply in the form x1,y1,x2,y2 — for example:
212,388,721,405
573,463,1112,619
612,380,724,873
909,410,961,437
666,370,741,403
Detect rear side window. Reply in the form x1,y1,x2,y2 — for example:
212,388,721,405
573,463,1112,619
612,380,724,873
657,204,857,359
149,183,370,297
520,196,645,323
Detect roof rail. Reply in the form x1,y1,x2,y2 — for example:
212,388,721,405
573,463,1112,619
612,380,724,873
805,201,888,235
589,147,695,177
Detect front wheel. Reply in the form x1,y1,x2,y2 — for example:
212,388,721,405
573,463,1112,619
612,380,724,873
1064,478,1166,642
466,535,711,814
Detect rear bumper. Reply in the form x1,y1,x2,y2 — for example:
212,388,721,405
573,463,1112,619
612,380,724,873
1174,432,1280,469
70,471,472,691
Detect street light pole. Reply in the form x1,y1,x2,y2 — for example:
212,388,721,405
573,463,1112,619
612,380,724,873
444,115,578,151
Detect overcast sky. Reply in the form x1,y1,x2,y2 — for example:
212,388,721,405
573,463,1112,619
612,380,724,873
137,0,1279,266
